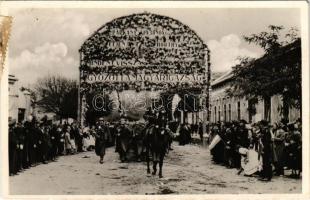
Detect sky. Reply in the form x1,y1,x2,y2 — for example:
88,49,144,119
8,8,301,86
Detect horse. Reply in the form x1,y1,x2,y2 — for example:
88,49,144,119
144,124,171,178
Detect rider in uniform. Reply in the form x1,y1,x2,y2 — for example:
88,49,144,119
143,107,157,128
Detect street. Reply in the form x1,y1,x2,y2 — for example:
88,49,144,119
9,143,301,195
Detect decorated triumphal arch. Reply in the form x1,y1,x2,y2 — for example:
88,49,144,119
78,13,211,126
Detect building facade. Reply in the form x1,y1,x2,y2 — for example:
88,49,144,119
9,74,32,122
210,70,300,125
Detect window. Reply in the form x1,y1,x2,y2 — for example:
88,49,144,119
283,96,289,121
214,106,217,122
248,99,256,123
224,105,227,122
18,108,25,123
228,104,231,121
264,96,271,121
237,102,241,120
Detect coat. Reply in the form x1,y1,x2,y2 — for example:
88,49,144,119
179,124,191,145
273,128,287,165
64,132,71,150
95,125,110,156
115,125,131,153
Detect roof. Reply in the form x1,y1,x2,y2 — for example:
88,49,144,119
211,70,233,87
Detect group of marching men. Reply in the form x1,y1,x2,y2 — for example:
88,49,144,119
208,118,302,181
91,108,176,164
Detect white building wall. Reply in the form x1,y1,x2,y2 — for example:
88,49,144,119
9,75,32,122
271,95,283,125
9,76,19,121
210,84,300,124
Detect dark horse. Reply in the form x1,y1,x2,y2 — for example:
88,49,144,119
144,124,171,178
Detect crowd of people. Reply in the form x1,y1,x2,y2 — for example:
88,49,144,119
208,118,302,181
9,112,174,175
9,113,302,182
8,116,97,176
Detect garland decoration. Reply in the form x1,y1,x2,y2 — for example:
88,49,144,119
79,12,210,94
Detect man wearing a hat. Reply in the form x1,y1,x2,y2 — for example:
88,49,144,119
115,115,131,162
258,120,273,181
273,119,288,176
9,119,18,175
94,117,110,164
37,122,49,164
24,116,37,167
235,120,250,169
15,122,25,172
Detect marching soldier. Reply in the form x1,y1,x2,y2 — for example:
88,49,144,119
94,118,110,164
108,122,116,147
115,116,131,162
132,121,145,161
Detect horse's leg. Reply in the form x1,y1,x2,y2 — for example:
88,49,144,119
146,147,150,174
167,141,170,153
152,161,157,175
159,154,164,178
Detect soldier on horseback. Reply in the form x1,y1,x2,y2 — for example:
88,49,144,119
143,107,157,128
144,107,172,178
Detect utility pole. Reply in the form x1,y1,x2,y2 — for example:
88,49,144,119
77,50,82,127
202,46,211,135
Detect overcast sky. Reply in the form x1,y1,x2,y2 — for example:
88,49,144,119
8,8,301,86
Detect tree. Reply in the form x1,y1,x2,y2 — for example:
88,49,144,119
85,90,114,126
35,75,78,120
20,87,37,108
228,25,301,110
